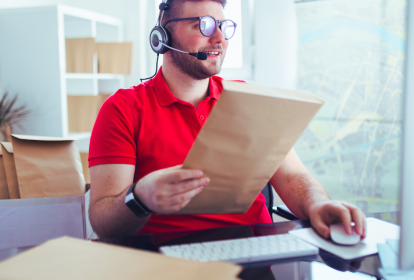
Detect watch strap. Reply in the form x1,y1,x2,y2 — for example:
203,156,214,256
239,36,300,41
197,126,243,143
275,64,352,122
125,183,152,217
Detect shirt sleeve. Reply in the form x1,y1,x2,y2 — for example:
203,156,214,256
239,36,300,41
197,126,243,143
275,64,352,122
88,89,137,167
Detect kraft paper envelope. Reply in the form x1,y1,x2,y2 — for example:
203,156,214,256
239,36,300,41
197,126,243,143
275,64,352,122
1,142,19,199
65,38,95,73
97,42,132,74
11,134,86,199
0,147,10,199
175,81,324,214
0,237,242,280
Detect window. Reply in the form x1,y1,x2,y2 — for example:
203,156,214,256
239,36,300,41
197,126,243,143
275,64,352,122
294,0,406,214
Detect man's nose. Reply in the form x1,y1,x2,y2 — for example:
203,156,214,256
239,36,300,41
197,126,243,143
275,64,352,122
209,25,226,44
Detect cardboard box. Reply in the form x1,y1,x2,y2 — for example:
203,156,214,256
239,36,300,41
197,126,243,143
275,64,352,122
0,236,242,280
68,95,101,132
97,42,132,74
0,189,94,250
65,38,95,73
80,152,90,184
65,38,132,75
68,94,111,133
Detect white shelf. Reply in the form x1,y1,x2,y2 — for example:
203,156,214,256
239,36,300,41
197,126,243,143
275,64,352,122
68,132,92,140
66,74,125,96
59,5,122,28
66,73,124,80
68,132,91,153
0,5,124,139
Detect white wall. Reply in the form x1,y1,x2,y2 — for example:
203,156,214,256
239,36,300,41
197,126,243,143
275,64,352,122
253,0,297,89
0,0,154,88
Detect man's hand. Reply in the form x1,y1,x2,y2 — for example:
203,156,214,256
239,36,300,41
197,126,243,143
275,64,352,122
308,201,366,239
134,165,209,214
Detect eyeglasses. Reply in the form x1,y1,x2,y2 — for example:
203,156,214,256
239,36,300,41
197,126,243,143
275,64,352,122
163,16,237,40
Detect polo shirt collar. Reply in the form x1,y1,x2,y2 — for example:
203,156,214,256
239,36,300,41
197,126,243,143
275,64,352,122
152,66,220,107
152,67,177,107
208,76,219,100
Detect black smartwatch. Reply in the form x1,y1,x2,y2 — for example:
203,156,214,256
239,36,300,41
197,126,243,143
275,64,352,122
125,183,153,217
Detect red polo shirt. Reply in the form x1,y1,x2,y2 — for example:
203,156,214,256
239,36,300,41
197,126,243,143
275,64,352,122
89,67,272,235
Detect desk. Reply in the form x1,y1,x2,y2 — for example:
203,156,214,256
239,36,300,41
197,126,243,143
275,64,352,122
97,212,397,280
0,212,396,279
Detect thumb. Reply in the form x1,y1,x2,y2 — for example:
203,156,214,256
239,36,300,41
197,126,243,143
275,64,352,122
166,165,183,170
312,219,331,239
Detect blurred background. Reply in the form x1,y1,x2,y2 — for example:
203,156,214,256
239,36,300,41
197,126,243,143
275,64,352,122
0,0,406,216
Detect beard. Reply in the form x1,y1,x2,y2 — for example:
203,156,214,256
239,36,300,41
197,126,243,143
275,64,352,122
169,40,226,80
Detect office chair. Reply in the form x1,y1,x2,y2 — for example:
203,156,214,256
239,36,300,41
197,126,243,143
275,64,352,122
261,183,299,222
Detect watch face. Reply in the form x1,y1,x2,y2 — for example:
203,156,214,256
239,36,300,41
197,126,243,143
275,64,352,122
125,192,136,204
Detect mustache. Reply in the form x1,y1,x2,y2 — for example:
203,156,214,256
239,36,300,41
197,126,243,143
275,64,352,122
199,45,224,52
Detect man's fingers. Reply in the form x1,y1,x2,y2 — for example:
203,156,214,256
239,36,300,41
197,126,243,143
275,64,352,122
168,186,204,208
349,206,365,237
329,203,353,234
342,202,366,237
169,177,210,196
161,169,204,183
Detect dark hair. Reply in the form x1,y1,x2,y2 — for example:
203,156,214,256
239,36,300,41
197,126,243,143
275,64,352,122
161,0,227,27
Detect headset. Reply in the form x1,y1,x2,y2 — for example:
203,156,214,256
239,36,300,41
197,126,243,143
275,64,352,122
141,0,207,82
149,0,171,55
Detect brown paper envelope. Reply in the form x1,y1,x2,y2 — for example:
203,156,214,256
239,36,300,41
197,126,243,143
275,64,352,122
96,42,132,74
68,95,101,132
1,142,20,199
175,81,324,215
0,237,242,280
80,152,90,184
11,135,86,199
65,38,95,73
0,150,10,199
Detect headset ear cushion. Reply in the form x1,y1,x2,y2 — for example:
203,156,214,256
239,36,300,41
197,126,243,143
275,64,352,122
149,26,171,54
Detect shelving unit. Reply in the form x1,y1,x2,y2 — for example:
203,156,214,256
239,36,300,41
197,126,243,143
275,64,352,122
0,5,126,152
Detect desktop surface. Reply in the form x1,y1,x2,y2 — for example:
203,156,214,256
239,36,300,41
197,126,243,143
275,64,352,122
98,212,396,280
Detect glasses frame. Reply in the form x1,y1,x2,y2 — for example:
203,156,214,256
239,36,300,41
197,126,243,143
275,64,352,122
163,16,237,40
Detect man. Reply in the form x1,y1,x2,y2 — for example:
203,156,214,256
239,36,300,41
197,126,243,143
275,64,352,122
89,0,366,240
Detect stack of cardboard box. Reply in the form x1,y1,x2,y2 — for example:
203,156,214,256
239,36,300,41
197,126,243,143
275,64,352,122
65,37,131,183
65,37,132,75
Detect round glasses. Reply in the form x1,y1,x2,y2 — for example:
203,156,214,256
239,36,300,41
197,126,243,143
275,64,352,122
164,16,237,40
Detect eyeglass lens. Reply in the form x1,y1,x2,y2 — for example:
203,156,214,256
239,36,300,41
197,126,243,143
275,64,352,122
221,20,235,40
200,16,235,39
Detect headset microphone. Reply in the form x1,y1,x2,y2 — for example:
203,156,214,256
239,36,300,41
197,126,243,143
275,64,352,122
154,40,207,60
191,52,208,60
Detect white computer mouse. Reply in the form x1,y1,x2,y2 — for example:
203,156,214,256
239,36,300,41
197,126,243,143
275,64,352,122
330,223,361,245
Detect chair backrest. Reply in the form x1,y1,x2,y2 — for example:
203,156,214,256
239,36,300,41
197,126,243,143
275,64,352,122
260,182,274,222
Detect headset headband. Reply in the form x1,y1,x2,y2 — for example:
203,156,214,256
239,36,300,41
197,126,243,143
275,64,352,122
157,0,169,26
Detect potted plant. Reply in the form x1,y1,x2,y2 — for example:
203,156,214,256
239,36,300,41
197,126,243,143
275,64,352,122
0,92,30,142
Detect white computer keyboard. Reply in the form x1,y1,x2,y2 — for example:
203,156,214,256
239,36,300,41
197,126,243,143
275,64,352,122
159,233,318,264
